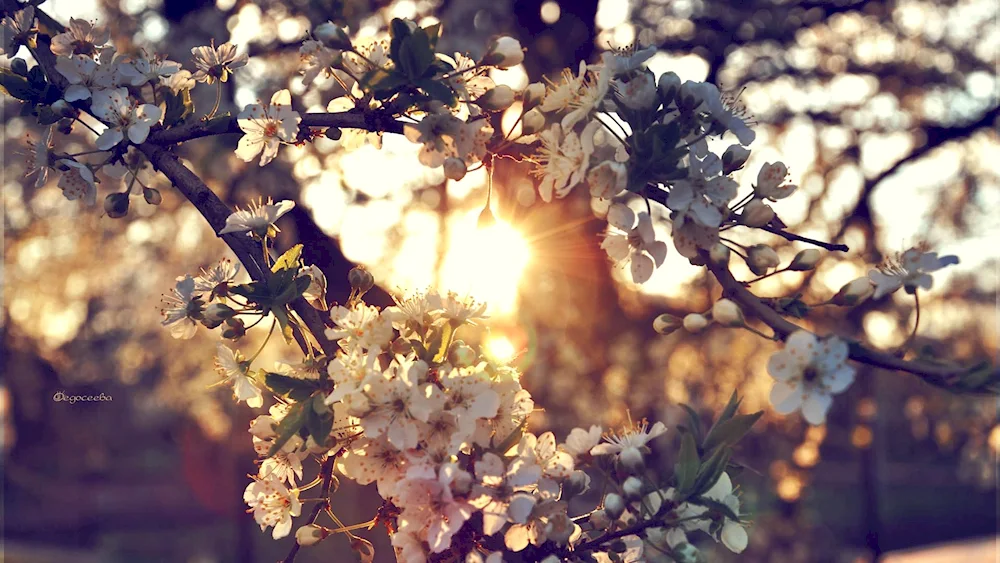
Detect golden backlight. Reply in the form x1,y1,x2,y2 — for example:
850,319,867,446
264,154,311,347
439,212,532,317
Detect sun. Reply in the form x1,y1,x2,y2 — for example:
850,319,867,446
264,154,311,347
440,211,532,316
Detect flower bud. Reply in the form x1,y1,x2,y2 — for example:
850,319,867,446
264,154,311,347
522,82,546,110
622,476,644,500
603,493,626,520
746,244,779,275
204,302,236,322
562,469,591,500
589,509,611,530
653,313,681,335
391,336,413,355
324,127,342,140
11,58,28,76
658,72,681,105
832,277,874,306
476,85,515,111
222,316,246,340
313,22,352,50
296,524,330,546
443,157,467,181
741,199,774,227
546,512,576,545
722,144,750,174
709,242,731,266
348,266,374,295
104,192,130,218
711,298,744,327
143,187,162,205
789,249,821,271
484,36,524,69
683,313,709,333
520,107,545,135
51,99,77,118
618,446,645,474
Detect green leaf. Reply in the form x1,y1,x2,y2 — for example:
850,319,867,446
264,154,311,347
271,307,296,345
423,22,442,50
27,66,47,89
229,281,269,303
717,391,742,427
427,322,454,364
363,67,408,96
305,393,334,446
265,372,319,402
674,432,700,496
702,411,762,451
697,496,741,522
272,244,303,273
692,448,731,496
397,28,435,80
0,68,37,101
679,403,703,443
389,18,413,64
163,88,194,127
268,401,307,456
415,77,456,106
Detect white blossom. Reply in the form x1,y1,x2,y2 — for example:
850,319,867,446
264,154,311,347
50,17,108,57
243,474,302,539
532,122,599,202
159,275,200,339
215,343,263,408
218,198,295,236
119,53,181,86
56,159,97,205
25,125,54,188
235,89,301,166
590,419,667,458
755,161,797,200
1,5,34,55
90,87,162,149
869,246,959,299
326,303,395,351
194,258,241,294
190,41,248,84
667,150,738,229
767,330,856,425
601,203,668,284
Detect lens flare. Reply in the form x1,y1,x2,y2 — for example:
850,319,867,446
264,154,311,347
440,211,532,316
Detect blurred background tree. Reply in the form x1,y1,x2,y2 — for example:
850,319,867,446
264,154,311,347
2,0,996,562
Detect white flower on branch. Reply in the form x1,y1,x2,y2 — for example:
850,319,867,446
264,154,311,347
590,418,667,460
689,472,748,553
56,159,97,205
235,89,301,166
869,245,959,299
754,161,797,200
428,291,489,324
395,463,476,553
24,125,54,188
194,258,241,294
563,425,603,460
159,274,200,339
215,343,263,408
118,52,181,86
337,436,409,499
1,5,35,55
218,197,295,237
243,474,302,539
58,47,125,101
50,17,108,57
360,359,445,450
190,41,248,84
326,303,395,351
602,45,656,77
601,203,668,284
470,452,541,535
90,87,162,149
299,39,341,85
767,330,856,425
162,69,195,94
532,122,599,202
587,159,627,199
667,150,738,229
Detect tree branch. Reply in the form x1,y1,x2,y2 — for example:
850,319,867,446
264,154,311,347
148,111,406,145
282,453,338,563
706,259,996,392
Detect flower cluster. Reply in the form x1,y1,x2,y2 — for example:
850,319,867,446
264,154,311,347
2,5,254,217
200,275,761,562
